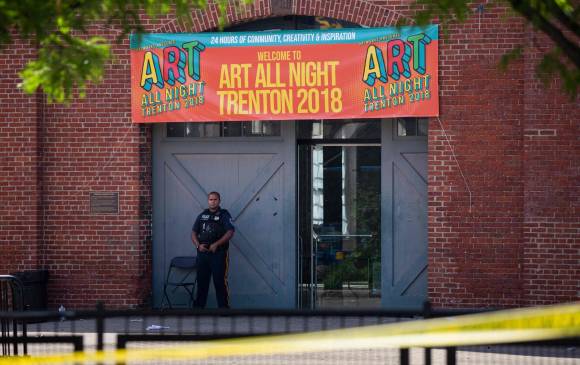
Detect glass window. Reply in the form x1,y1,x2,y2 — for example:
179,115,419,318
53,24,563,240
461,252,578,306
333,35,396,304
166,121,281,138
222,122,243,137
299,145,382,308
397,119,416,136
186,123,221,137
418,118,429,136
297,119,381,140
166,123,185,137
243,121,281,137
396,118,429,137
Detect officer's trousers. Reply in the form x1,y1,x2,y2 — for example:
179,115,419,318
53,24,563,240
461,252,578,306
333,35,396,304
194,250,229,308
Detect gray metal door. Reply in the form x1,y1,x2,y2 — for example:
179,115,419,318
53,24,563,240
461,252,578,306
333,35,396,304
381,121,428,309
152,123,296,308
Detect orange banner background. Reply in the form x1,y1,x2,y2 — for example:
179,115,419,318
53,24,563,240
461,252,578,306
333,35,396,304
131,32,438,123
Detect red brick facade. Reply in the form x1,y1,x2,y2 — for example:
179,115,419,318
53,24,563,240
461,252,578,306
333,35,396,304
0,1,577,309
0,36,42,274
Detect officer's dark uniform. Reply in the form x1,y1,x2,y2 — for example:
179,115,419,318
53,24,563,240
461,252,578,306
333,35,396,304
192,208,234,308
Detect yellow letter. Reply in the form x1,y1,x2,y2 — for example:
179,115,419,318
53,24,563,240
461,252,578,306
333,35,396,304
140,52,163,91
219,65,232,88
362,45,387,87
255,64,266,88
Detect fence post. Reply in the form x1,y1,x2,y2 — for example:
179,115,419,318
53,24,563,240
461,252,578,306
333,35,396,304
423,301,432,365
96,302,105,365
116,337,127,365
399,348,410,365
446,347,456,365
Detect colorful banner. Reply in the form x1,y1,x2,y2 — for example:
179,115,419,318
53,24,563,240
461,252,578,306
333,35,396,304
130,26,439,123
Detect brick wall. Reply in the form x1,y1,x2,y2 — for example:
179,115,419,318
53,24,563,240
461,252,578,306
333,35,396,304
521,30,579,306
426,6,578,307
37,27,153,308
0,35,41,274
427,6,528,308
0,1,577,308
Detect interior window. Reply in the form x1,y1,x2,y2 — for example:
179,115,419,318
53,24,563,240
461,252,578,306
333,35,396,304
396,118,429,137
297,119,381,140
166,121,281,138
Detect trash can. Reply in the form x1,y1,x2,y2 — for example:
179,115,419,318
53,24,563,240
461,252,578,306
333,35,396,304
10,270,49,310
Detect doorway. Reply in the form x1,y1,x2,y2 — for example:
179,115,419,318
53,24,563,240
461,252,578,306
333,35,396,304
298,119,428,309
297,120,382,309
151,15,360,309
152,121,297,308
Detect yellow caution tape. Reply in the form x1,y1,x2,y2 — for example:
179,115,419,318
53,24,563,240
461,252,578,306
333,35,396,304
2,302,578,365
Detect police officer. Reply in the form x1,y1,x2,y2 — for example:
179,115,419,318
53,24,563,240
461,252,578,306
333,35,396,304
191,191,235,308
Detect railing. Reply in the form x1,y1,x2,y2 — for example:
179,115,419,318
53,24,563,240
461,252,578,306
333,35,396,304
0,275,27,356
0,302,577,365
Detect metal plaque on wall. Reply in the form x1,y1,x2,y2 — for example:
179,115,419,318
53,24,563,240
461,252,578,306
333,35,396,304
90,192,119,214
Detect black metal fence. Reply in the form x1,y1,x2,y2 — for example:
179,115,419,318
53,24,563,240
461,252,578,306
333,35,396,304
1,276,578,365
0,275,27,356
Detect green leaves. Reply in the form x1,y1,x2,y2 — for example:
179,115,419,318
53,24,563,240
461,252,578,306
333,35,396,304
3,0,578,102
553,0,574,14
2,0,226,102
536,48,580,98
20,35,109,103
412,0,472,32
414,0,579,99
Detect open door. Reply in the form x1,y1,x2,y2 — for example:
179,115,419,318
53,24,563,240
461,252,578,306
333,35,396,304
298,120,382,309
298,119,427,309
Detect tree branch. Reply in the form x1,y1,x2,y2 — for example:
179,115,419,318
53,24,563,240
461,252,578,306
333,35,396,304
543,0,580,38
509,0,580,69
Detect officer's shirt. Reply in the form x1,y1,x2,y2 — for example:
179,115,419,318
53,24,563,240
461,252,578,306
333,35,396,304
192,208,235,248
